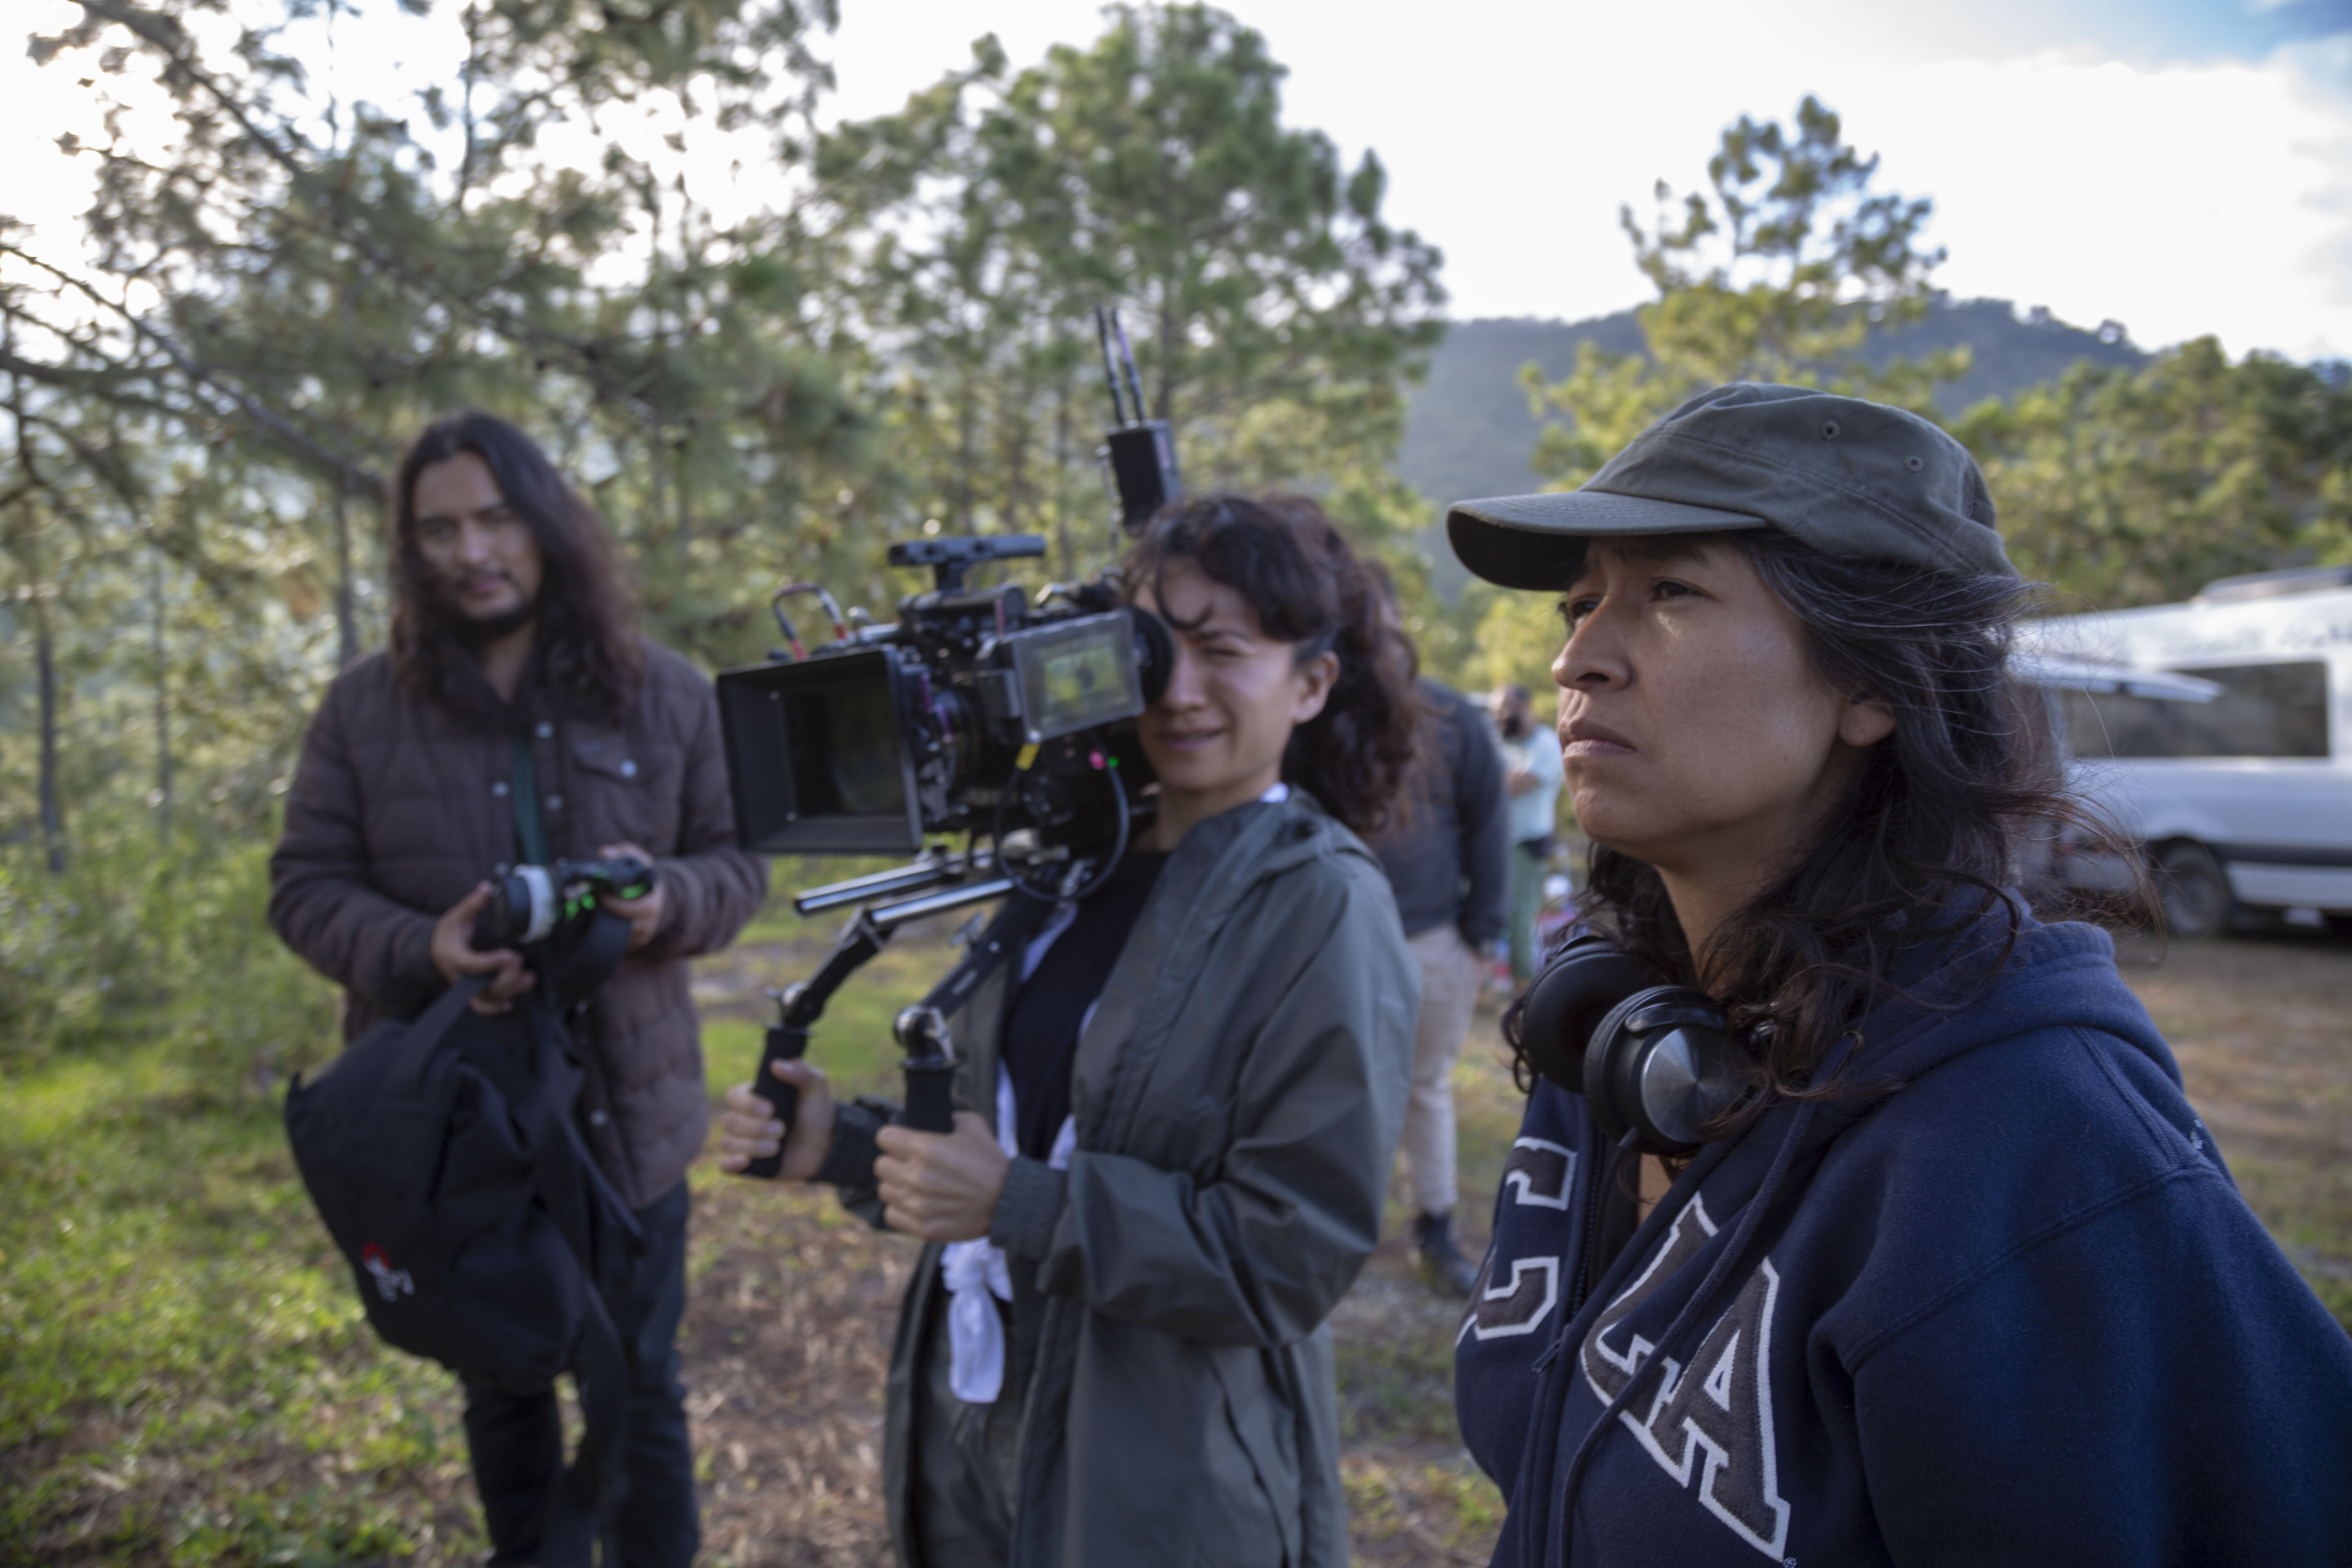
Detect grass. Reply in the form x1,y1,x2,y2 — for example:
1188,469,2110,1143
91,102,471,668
0,867,962,1566
0,1024,480,1565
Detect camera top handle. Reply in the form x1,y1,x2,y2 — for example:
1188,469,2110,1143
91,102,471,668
887,534,1046,594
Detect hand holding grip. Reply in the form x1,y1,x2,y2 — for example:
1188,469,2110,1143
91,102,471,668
894,1004,958,1134
900,1058,959,1134
741,1021,808,1180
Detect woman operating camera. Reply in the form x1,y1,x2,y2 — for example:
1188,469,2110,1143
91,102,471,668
1447,383,2352,1566
719,494,1421,1567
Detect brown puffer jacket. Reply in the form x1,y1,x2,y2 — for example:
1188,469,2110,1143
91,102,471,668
268,643,768,1210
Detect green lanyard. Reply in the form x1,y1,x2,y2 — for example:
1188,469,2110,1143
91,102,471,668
510,733,551,866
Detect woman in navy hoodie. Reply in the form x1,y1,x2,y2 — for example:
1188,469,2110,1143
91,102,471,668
1444,383,2352,1567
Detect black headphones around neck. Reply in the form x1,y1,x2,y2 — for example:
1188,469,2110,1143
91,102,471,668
1517,933,1746,1154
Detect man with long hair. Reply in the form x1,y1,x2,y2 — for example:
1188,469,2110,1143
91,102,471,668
270,411,766,1565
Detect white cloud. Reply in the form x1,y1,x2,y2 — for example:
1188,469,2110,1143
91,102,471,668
822,0,2352,359
1835,53,2352,357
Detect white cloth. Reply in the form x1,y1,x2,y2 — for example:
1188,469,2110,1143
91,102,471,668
940,1237,1016,1403
942,1067,1074,1404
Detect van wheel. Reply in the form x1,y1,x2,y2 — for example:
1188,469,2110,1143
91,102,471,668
2155,842,2232,939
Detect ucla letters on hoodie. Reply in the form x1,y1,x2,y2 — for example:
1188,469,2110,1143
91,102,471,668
1455,913,2352,1567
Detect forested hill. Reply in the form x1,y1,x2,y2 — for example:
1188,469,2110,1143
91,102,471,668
1396,298,2149,507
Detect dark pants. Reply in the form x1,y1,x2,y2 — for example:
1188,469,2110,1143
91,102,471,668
461,1180,698,1568
913,1290,1022,1566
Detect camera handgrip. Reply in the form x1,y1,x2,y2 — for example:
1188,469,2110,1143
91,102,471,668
740,1022,809,1180
900,1057,959,1134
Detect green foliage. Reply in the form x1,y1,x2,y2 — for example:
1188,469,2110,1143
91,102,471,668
0,860,100,1062
4,3,1450,895
0,815,332,1069
1526,96,1963,493
1955,339,2352,606
9,0,879,699
0,824,478,1564
816,4,1445,577
1474,97,1964,691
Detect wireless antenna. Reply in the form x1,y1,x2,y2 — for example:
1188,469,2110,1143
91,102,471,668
1110,312,1150,428
1094,305,1181,535
1095,307,1134,426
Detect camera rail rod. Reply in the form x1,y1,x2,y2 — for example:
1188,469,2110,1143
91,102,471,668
792,849,1001,917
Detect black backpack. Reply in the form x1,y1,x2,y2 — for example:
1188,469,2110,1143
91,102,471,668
285,973,642,1564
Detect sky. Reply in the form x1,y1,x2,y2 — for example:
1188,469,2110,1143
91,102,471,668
818,0,2352,360
6,0,2352,359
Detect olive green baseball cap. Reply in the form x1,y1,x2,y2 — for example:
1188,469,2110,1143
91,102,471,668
1447,382,2015,589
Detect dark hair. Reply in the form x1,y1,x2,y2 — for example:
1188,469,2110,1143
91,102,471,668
1506,528,2147,1132
388,411,644,726
1125,493,1421,837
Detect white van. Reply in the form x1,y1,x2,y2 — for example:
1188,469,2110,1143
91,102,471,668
2022,566,2352,938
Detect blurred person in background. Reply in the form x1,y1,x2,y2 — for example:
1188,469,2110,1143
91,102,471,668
1366,561,1510,1297
1494,683,1564,987
270,410,766,1567
717,494,1420,1568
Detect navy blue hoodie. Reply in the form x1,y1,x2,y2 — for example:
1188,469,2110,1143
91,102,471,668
1456,913,2352,1566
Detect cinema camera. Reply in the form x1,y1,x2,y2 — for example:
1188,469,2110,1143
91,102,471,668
719,310,1181,1176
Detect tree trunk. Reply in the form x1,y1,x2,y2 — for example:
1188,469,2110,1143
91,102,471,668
645,413,671,559
151,553,173,842
1052,378,1076,578
1156,297,1179,430
334,481,358,668
457,2,481,212
1003,392,1028,540
33,578,65,874
954,374,977,534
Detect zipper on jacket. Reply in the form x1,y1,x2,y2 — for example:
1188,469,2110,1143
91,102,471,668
1564,1127,1644,1327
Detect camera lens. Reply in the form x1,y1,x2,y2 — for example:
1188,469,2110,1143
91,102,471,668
472,864,559,950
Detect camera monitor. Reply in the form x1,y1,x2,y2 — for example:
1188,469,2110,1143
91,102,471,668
1006,612,1145,744
717,648,925,855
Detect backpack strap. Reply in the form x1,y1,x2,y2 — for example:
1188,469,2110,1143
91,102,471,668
519,1005,641,1566
537,909,633,1013
539,1286,628,1567
388,973,493,1096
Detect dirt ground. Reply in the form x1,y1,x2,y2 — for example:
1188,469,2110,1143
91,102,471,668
2111,927,2352,1302
675,922,2352,1567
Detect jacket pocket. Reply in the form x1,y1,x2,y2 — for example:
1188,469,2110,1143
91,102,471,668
570,738,681,851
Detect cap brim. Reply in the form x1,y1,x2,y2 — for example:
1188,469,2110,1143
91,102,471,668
1446,490,1770,591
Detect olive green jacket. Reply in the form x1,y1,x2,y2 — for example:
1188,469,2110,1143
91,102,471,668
842,793,1417,1567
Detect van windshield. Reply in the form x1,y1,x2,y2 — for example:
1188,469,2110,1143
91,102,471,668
2064,660,2330,759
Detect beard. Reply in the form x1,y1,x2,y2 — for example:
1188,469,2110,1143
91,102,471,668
441,590,541,647
1501,712,1528,740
